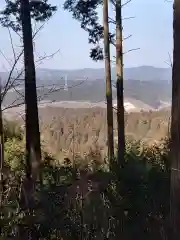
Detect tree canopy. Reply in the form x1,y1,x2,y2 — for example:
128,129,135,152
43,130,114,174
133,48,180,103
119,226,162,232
64,0,114,61
0,0,57,32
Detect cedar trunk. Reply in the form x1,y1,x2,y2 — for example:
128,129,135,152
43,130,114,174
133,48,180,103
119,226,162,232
170,0,180,238
0,80,4,205
116,0,125,166
20,0,41,181
103,0,114,166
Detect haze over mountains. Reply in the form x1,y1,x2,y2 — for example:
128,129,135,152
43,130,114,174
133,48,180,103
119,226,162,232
36,66,172,82
1,66,172,113
0,65,172,84
33,66,172,83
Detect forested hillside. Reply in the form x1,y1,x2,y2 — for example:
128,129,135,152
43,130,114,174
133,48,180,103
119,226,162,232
0,0,177,239
3,79,171,109
37,108,170,159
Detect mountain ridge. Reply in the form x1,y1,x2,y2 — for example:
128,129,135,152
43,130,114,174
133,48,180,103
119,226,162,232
0,66,172,84
36,65,172,82
0,66,172,111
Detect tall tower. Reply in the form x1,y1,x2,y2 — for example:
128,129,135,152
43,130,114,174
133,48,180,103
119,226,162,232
64,75,68,91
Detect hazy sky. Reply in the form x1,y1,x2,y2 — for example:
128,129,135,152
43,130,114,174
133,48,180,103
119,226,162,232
0,0,173,70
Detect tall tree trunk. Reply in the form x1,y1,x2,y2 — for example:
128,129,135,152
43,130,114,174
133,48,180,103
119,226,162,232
170,0,180,238
116,0,125,166
20,0,41,182
0,79,4,205
103,0,114,167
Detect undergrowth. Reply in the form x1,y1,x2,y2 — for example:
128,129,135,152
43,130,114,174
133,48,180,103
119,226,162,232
0,120,170,239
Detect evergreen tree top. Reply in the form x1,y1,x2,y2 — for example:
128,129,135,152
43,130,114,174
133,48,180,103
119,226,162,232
0,0,57,32
63,0,114,61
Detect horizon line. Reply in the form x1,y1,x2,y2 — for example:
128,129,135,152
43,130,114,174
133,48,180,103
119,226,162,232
36,65,171,71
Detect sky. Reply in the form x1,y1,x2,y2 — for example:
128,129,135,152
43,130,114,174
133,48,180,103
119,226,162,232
0,0,173,70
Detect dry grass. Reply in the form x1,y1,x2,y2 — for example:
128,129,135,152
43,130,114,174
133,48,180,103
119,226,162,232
38,107,170,159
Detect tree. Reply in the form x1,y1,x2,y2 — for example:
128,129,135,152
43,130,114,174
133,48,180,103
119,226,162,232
0,1,57,237
0,0,57,181
20,0,42,182
0,78,4,206
103,0,114,165
64,0,115,164
63,0,114,61
170,0,180,238
64,0,132,167
116,0,125,166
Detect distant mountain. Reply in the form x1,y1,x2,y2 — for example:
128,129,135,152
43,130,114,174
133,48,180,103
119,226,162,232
0,66,172,85
0,66,172,111
3,79,171,110
124,66,171,81
35,66,172,82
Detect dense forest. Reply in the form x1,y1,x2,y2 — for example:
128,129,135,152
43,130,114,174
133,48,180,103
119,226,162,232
37,108,170,159
0,0,179,239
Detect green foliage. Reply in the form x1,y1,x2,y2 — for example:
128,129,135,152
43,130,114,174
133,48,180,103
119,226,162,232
4,119,23,141
64,0,114,61
4,138,24,171
0,0,57,32
0,121,170,239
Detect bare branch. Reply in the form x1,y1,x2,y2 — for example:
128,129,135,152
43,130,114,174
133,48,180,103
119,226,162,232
2,101,24,111
164,52,173,68
2,45,60,102
2,62,24,100
10,28,22,40
122,16,135,21
3,74,86,112
123,34,132,41
2,50,24,99
1,10,59,100
35,49,61,64
12,85,24,98
33,11,57,40
109,16,135,25
0,49,12,67
122,0,132,8
37,80,86,102
108,16,116,24
110,0,115,7
7,28,16,63
0,8,61,122
123,48,140,54
111,47,140,63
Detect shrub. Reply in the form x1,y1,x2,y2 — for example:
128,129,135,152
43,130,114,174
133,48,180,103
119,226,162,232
0,120,170,239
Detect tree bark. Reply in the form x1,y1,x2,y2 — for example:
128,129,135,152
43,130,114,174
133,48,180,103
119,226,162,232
0,79,4,205
116,0,125,167
170,0,180,238
103,0,114,167
20,0,41,182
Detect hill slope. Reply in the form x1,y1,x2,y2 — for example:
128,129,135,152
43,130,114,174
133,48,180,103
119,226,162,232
0,66,171,84
2,79,171,110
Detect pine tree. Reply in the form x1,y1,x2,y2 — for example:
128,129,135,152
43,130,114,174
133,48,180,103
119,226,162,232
0,0,57,181
0,78,4,206
20,0,41,182
64,0,115,163
170,0,180,238
0,1,57,237
116,0,125,166
63,0,114,61
103,0,114,166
